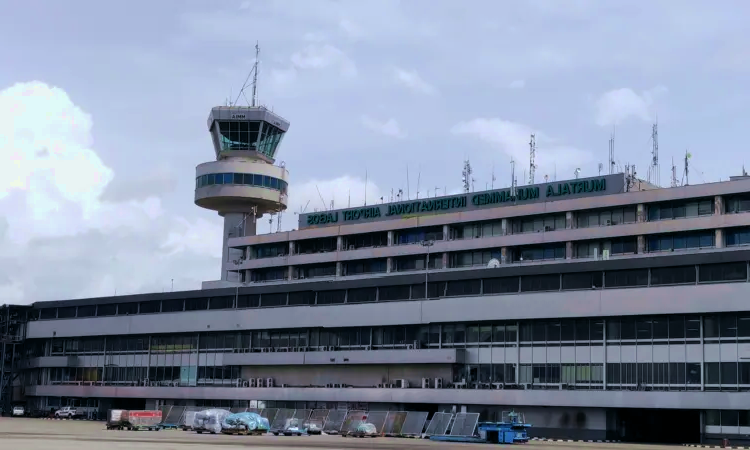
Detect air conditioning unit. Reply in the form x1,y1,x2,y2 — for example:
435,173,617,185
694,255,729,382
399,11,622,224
326,383,334,388
434,378,443,389
421,378,431,389
602,249,610,260
605,219,612,226
348,245,355,250
377,383,384,389
413,340,420,349
406,344,414,350
249,378,257,387
266,378,274,388
333,383,342,388
242,380,249,387
544,225,553,232
256,378,265,388
281,383,289,388
363,345,371,351
394,379,409,389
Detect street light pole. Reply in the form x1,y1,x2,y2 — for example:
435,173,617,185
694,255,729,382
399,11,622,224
420,240,435,299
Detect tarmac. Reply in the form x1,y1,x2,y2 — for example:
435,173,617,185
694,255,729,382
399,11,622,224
0,417,688,450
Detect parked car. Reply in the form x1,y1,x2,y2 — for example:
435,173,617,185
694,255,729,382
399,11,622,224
55,407,78,419
12,406,25,417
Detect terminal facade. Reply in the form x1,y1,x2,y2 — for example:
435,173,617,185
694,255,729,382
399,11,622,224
6,171,750,443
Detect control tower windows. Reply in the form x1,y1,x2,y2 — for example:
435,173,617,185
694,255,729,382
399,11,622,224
196,172,288,194
257,123,285,158
217,121,260,152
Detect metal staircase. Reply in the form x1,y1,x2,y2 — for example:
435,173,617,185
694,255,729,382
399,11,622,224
1,304,28,414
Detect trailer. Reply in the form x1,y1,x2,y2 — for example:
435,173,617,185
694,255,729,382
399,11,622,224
429,411,531,445
106,409,126,430
122,410,163,431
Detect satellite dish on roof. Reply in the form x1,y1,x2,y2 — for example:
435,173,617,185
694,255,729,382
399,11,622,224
487,258,501,268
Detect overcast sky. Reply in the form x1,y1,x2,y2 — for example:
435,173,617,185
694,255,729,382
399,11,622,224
1,0,749,303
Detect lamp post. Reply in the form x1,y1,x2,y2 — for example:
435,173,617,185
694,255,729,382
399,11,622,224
420,240,435,299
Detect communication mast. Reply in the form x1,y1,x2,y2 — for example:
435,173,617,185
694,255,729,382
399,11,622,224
649,122,660,186
683,150,692,186
608,127,616,174
462,159,473,193
671,157,678,187
510,158,517,197
529,134,536,184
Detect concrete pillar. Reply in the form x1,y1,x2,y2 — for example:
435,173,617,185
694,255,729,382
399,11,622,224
387,231,394,246
637,235,645,254
335,262,342,277
636,204,646,222
386,257,393,273
500,247,508,264
288,241,295,255
716,229,724,248
566,211,574,229
715,195,724,215
441,252,448,269
336,236,343,251
442,224,449,240
287,266,294,280
566,241,573,259
501,218,508,236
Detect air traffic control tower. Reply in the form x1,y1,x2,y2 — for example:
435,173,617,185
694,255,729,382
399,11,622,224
195,106,290,283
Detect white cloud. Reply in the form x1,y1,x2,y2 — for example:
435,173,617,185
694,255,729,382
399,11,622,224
594,86,667,126
0,81,222,303
339,19,365,39
361,115,407,139
451,118,592,178
508,79,526,89
393,68,437,95
290,43,357,77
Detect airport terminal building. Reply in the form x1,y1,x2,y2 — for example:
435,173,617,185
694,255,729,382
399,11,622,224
4,106,750,443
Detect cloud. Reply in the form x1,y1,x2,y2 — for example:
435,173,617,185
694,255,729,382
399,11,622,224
594,86,667,126
361,115,407,139
0,81,222,303
393,68,437,95
508,79,526,89
451,118,592,178
290,43,357,77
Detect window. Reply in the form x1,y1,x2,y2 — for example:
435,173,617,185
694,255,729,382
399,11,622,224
648,199,713,221
77,305,96,318
483,277,519,294
57,307,76,319
347,287,377,303
261,293,287,307
446,280,481,296
378,285,411,301
119,303,139,315
209,296,234,310
316,290,345,305
195,172,286,192
650,266,696,285
288,291,314,306
605,269,648,288
97,304,116,317
699,262,747,283
163,299,184,312
647,231,714,252
521,274,560,292
562,272,603,290
726,227,750,247
237,294,260,308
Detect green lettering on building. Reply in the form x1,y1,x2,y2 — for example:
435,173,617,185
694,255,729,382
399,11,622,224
546,178,606,198
386,195,467,216
471,187,539,206
306,211,339,226
343,207,382,221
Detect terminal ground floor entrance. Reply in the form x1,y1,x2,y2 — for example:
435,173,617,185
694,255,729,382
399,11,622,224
610,408,700,444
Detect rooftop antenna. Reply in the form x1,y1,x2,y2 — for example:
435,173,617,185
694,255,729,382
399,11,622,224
491,164,496,189
462,159,473,193
348,189,351,208
574,168,581,179
683,150,691,186
609,126,616,174
315,185,328,210
233,41,261,107
510,158,517,196
364,170,368,206
406,166,411,200
598,163,603,176
671,157,678,187
529,134,537,184
416,169,421,199
650,122,659,186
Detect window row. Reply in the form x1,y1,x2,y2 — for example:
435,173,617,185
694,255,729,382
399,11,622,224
648,198,714,221
34,261,750,320
195,172,288,194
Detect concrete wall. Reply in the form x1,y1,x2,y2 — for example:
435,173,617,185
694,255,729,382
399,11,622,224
27,282,750,338
25,385,750,410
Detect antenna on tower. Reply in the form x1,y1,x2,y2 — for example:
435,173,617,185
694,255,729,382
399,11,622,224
683,150,691,186
529,134,536,184
462,159,473,193
491,164,496,190
598,163,603,176
233,41,261,107
510,158,517,196
609,126,616,174
649,122,659,186
671,157,678,187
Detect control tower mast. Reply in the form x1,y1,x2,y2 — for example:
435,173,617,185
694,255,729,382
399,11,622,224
195,46,290,283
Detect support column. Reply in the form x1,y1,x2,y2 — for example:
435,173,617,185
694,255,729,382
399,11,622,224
335,262,342,277
715,195,724,215
566,211,574,229
636,204,646,222
566,241,573,259
716,229,724,248
336,236,343,252
387,231,394,246
501,218,508,235
442,224,449,240
637,235,645,254
602,320,607,391
501,247,508,264
441,253,448,269
386,257,393,273
288,241,295,255
287,266,294,280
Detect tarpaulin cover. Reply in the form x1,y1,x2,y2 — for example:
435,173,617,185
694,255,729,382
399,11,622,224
221,412,270,432
193,409,231,434
356,423,378,435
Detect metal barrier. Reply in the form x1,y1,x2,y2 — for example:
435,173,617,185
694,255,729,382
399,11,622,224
425,412,453,436
341,410,368,434
291,409,312,426
308,409,330,426
382,411,407,435
260,408,279,425
181,407,201,429
162,405,185,426
450,412,480,436
229,407,247,413
270,408,296,431
323,409,347,434
364,411,389,434
400,411,428,436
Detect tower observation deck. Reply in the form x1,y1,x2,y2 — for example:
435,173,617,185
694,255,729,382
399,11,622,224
195,105,290,282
